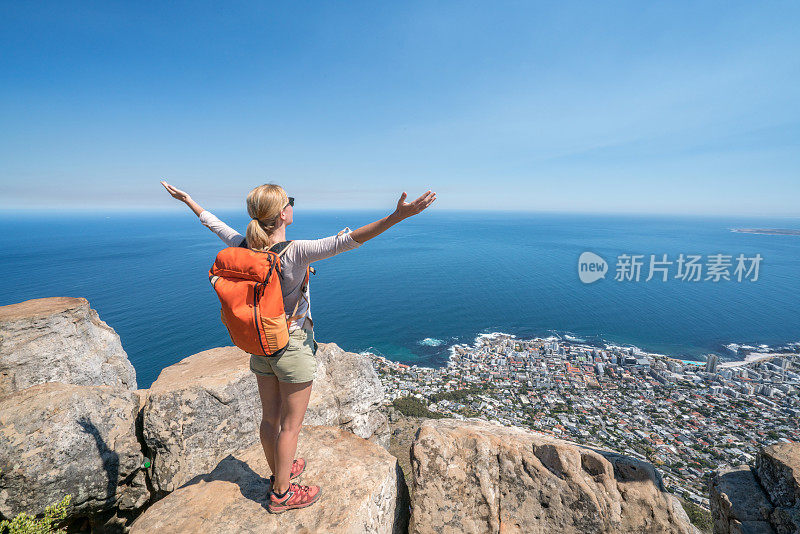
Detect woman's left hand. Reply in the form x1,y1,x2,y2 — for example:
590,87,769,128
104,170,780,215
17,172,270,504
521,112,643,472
394,190,437,220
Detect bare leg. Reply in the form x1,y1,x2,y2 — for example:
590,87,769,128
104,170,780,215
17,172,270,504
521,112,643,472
256,374,281,474
272,380,313,494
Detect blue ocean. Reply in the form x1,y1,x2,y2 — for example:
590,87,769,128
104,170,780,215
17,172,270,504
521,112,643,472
2,210,799,388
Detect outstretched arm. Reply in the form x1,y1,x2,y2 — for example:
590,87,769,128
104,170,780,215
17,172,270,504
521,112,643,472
161,181,245,247
161,181,205,217
349,190,437,244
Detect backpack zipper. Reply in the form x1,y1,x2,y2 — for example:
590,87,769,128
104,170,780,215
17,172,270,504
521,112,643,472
254,250,281,357
253,281,270,356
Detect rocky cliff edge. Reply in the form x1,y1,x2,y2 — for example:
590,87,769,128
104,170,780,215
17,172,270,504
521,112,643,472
0,297,726,533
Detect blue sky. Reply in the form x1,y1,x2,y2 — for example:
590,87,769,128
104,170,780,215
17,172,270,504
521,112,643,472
1,1,798,215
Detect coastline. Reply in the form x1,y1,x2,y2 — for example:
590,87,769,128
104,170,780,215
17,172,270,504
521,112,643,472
360,328,800,371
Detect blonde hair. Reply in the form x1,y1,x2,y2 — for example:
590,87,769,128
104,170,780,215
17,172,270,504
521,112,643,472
245,184,289,251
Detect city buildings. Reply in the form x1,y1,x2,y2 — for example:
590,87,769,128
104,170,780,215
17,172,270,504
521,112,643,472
368,334,800,506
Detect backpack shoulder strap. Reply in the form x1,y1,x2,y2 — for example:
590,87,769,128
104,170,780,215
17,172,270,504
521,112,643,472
265,241,293,281
269,241,293,257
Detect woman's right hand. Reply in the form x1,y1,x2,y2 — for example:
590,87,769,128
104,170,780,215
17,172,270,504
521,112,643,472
161,181,192,203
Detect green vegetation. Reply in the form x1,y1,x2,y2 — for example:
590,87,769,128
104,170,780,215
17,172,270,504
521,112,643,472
0,495,72,534
392,396,445,419
680,498,712,533
429,387,484,403
550,403,574,415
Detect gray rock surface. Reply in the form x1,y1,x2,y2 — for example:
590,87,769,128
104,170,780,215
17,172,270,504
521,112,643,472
0,382,147,521
0,297,137,395
308,341,389,447
142,341,388,493
710,443,800,534
409,418,697,534
709,466,774,534
129,425,408,534
756,444,800,534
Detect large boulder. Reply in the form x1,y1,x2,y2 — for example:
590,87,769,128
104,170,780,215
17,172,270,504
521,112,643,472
129,425,408,534
0,383,148,522
142,342,389,493
710,443,800,534
409,418,697,534
0,297,137,395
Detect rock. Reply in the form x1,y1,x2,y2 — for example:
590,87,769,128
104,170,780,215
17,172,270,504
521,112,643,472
129,425,409,534
756,444,800,534
409,418,697,534
383,406,426,500
141,346,261,495
0,297,137,395
710,443,800,534
709,466,774,534
308,342,390,448
142,342,389,493
0,383,147,521
756,443,800,509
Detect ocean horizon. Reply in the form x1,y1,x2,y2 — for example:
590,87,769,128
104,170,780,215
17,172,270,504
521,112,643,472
3,209,799,388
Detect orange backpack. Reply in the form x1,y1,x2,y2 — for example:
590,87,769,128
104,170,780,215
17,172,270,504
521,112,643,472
209,241,309,357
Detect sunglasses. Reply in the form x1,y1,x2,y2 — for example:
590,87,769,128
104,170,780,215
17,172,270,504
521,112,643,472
285,197,294,208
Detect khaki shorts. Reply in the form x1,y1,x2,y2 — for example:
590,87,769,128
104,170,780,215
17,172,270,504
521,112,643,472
249,327,318,383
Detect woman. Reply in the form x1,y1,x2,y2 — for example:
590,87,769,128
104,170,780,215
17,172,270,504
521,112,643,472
161,181,436,513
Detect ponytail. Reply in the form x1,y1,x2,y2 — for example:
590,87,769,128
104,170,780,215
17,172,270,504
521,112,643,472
245,184,288,251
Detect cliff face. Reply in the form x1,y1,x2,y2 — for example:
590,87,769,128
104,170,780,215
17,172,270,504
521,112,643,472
0,298,143,528
0,296,717,533
710,443,800,534
0,297,390,531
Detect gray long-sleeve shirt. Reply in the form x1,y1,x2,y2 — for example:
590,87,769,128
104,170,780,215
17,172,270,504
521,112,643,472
199,210,361,331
